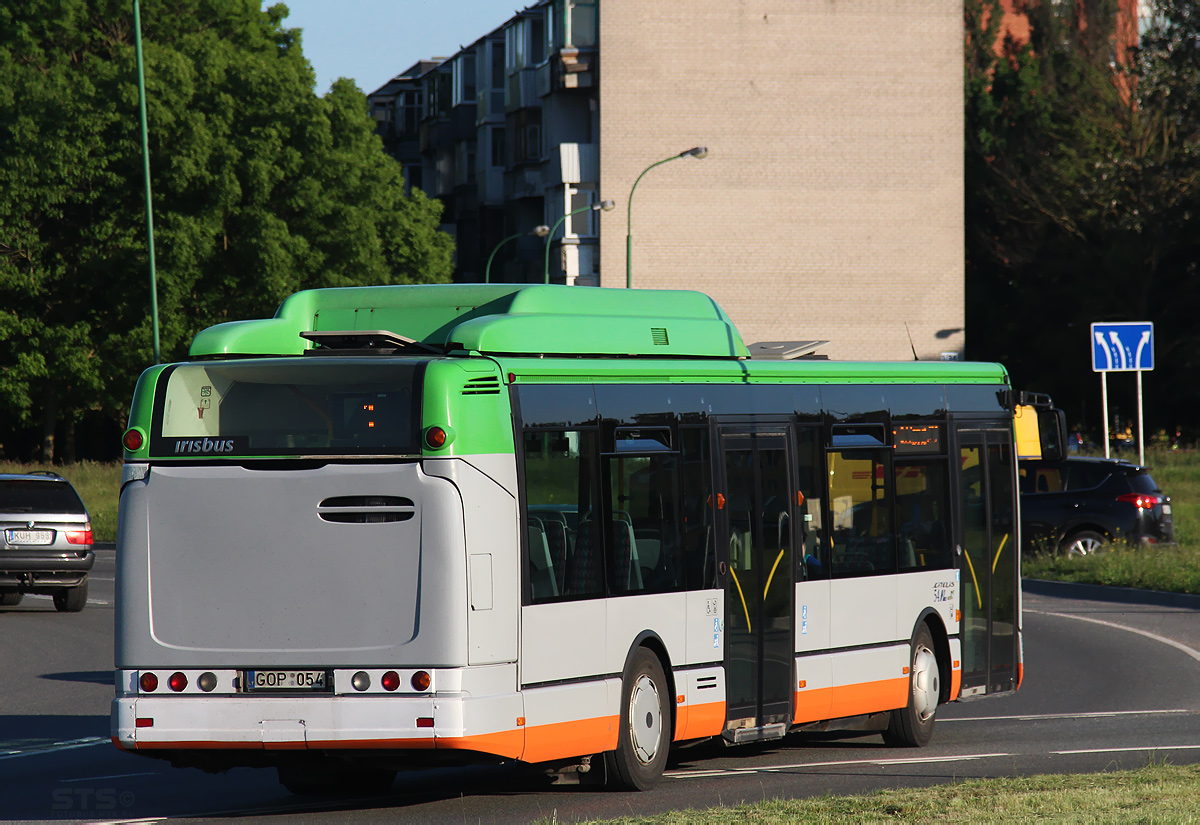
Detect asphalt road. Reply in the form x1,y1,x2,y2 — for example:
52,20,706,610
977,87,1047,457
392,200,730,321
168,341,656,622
2,561,1199,822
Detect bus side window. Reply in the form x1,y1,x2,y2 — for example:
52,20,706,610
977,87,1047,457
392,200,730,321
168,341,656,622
680,428,717,590
795,427,827,581
522,429,603,603
827,449,896,577
606,452,682,595
895,460,952,572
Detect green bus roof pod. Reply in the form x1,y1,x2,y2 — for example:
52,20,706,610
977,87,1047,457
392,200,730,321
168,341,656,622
189,284,751,360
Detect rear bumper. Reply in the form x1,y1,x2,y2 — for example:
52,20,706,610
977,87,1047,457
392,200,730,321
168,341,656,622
0,551,94,586
111,692,525,759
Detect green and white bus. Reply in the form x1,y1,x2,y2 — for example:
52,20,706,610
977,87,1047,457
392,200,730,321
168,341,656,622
112,284,1032,794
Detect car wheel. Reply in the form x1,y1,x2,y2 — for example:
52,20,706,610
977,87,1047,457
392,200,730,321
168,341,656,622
0,591,23,606
883,623,939,748
53,576,88,613
1060,530,1107,557
605,647,671,791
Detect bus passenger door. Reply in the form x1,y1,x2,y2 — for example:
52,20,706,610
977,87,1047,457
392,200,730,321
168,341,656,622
954,427,1019,696
716,424,794,742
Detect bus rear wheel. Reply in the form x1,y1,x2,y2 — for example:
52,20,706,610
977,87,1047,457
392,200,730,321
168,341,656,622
883,623,939,747
605,648,670,791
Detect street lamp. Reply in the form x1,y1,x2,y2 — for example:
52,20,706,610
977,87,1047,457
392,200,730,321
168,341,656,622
485,225,549,283
544,198,616,285
133,0,160,364
625,146,707,289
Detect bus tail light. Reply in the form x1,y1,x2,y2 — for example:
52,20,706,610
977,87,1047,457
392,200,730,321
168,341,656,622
416,717,434,728
411,670,431,692
139,672,159,692
381,671,400,692
197,672,218,692
122,428,145,452
168,672,188,692
424,426,449,450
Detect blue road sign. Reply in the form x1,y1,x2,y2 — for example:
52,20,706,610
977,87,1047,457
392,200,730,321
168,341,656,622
1091,322,1154,372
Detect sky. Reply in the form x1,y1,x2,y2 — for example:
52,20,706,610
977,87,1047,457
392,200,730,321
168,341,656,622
268,0,521,95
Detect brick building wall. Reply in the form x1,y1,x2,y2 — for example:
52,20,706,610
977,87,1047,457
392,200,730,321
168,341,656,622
599,1,965,361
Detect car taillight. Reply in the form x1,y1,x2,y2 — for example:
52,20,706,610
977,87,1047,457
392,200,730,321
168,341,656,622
1117,493,1161,509
65,526,93,545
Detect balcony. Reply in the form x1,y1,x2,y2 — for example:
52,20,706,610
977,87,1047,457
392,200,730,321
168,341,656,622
505,68,540,112
549,143,598,185
504,165,544,201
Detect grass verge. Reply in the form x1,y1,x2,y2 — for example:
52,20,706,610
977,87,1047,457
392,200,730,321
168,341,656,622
597,763,1200,823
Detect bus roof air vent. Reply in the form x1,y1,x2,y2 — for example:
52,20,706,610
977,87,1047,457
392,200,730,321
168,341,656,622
747,340,830,360
462,376,501,395
299,330,443,356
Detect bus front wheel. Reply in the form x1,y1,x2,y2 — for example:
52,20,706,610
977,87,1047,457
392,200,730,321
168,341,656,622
605,647,670,791
883,623,939,747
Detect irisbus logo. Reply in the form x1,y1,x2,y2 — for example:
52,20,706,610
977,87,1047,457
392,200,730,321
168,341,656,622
174,437,237,454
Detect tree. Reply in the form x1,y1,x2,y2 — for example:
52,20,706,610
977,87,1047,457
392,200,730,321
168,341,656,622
0,1,454,462
964,0,1200,442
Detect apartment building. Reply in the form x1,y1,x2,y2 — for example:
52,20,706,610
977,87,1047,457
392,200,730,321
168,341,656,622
369,1,965,360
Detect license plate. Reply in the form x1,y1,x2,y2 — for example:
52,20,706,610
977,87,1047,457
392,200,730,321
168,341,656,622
1162,504,1172,515
244,669,328,692
5,529,53,546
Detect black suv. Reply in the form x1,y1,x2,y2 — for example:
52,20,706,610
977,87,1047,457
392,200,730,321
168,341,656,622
1018,456,1175,556
0,472,95,611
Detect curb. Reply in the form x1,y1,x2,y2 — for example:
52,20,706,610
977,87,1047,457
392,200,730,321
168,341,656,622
1023,577,1200,610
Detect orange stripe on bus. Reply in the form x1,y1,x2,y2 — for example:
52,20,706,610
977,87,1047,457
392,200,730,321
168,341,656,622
436,728,525,760
522,715,618,763
950,666,962,701
130,740,264,750
793,686,835,724
828,677,908,719
676,700,724,740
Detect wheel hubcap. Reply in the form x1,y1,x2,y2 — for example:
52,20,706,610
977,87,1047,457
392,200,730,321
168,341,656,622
912,644,939,722
629,674,662,764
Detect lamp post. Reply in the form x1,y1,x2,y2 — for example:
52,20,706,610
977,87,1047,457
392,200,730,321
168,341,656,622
485,225,549,284
544,199,615,285
625,146,707,289
133,0,160,364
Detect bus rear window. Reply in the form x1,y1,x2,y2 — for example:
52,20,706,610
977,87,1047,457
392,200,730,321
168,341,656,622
151,361,422,457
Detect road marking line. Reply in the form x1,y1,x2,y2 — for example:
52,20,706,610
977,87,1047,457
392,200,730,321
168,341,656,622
0,736,108,761
943,709,1195,722
1055,744,1200,755
18,593,109,606
62,772,158,782
667,752,1012,778
1027,608,1200,663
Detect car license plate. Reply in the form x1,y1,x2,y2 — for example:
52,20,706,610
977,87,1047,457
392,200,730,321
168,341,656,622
244,669,328,692
5,529,54,545
1162,504,1172,515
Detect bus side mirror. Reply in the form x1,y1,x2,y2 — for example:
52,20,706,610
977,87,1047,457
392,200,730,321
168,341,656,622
1039,407,1068,462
